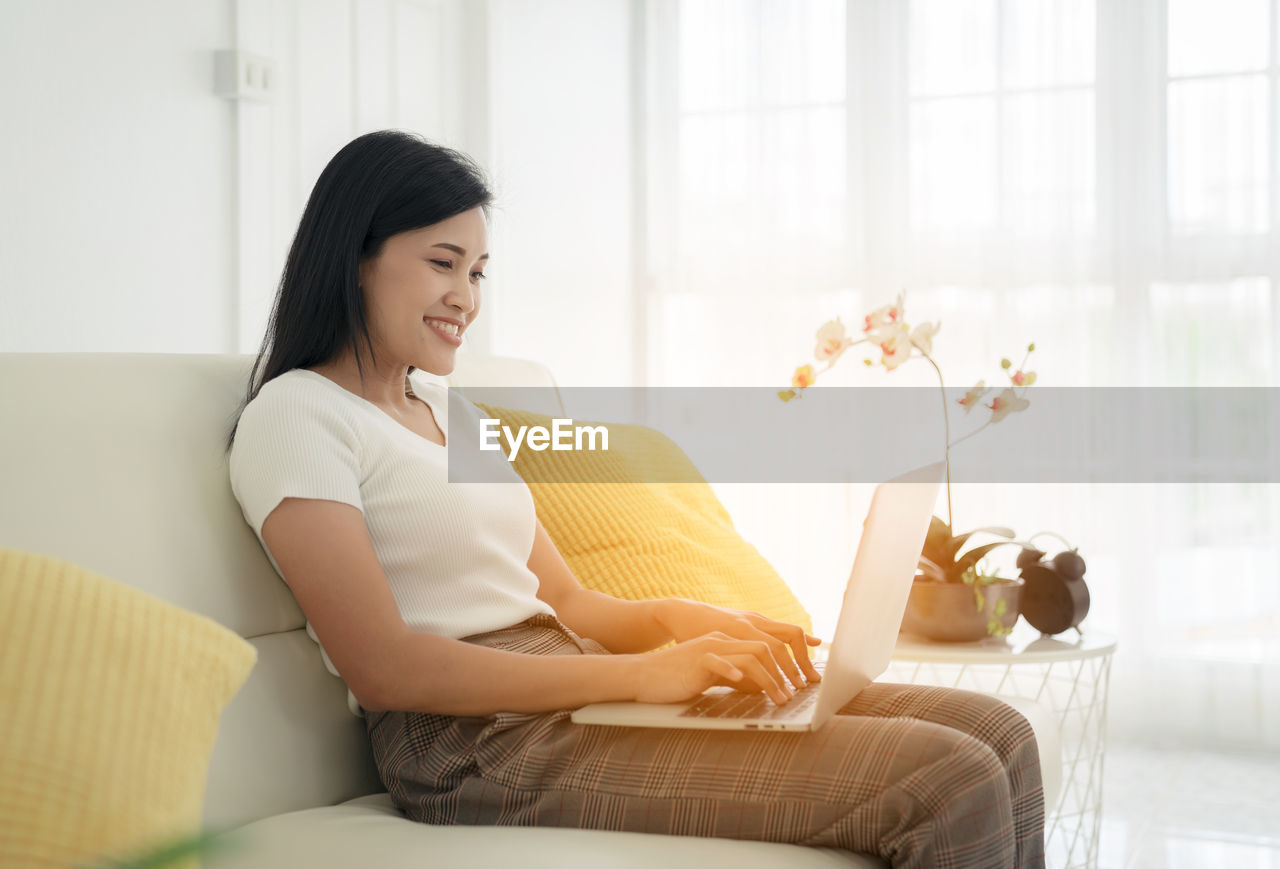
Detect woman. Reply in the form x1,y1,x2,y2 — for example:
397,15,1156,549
228,129,1044,868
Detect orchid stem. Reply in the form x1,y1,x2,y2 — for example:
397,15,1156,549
947,420,991,451
923,353,952,531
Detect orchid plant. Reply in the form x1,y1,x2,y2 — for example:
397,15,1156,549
778,292,1037,536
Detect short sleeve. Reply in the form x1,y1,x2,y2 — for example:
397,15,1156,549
229,378,364,538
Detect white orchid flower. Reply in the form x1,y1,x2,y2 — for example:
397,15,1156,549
862,291,906,336
986,387,1030,423
887,291,905,323
878,323,913,370
957,381,990,413
814,318,849,361
791,364,816,389
909,321,940,355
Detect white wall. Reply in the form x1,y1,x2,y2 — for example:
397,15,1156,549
231,0,491,354
0,0,637,383
0,0,237,353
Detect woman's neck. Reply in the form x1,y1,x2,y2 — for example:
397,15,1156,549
309,353,414,411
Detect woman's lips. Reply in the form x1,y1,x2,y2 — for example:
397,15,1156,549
425,317,463,345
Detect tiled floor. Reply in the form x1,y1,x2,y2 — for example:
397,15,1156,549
1097,741,1280,868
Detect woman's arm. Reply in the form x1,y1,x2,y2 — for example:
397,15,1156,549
261,498,796,715
527,518,670,653
528,518,823,688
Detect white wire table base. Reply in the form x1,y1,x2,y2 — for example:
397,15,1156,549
883,643,1115,869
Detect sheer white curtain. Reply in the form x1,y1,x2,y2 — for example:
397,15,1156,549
641,0,1280,751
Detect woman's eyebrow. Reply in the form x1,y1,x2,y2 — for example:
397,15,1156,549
432,242,489,261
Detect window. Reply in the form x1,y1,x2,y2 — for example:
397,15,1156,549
642,0,1280,747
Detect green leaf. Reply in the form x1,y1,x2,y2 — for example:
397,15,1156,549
1028,342,1036,352
916,554,948,582
777,389,796,402
921,515,954,563
943,526,1016,562
1001,357,1011,369
994,598,1007,617
953,541,1020,576
89,829,240,869
973,587,985,611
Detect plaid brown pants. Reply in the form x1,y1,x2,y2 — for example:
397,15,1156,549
366,615,1045,869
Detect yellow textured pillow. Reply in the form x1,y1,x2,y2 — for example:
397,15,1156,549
0,548,257,868
474,405,812,633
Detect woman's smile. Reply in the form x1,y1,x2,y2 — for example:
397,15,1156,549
426,317,463,345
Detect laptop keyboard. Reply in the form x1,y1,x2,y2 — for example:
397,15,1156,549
678,687,819,720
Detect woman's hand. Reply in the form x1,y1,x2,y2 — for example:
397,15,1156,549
629,632,800,706
653,599,823,690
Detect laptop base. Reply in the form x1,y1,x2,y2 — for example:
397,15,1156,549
570,686,821,732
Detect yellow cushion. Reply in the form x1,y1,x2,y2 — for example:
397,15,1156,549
474,406,812,633
0,548,257,868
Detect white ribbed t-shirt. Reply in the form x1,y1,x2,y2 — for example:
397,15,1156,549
229,368,555,715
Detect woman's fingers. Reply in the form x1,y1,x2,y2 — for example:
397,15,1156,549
699,638,792,704
723,652,792,705
748,629,809,690
699,652,743,684
750,617,823,684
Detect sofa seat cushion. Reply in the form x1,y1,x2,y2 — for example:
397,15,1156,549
995,694,1063,815
208,792,885,869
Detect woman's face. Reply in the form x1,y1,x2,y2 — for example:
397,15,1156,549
357,206,488,377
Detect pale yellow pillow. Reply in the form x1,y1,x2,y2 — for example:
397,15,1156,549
0,548,257,868
474,405,812,633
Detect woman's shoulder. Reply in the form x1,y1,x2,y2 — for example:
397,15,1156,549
248,368,356,412
255,367,335,398
236,369,364,445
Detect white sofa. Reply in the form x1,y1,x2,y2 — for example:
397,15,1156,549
0,352,1058,868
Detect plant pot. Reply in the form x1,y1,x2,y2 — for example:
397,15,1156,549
900,577,1024,642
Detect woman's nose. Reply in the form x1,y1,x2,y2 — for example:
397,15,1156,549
446,277,476,313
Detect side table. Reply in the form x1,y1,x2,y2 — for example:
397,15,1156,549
884,624,1117,869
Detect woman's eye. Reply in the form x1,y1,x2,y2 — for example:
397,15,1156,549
431,259,483,280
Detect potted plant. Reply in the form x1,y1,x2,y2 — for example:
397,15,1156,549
780,293,1041,640
907,516,1032,641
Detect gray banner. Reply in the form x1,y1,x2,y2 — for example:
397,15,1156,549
447,387,1280,483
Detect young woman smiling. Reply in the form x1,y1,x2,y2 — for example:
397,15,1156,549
227,130,1045,868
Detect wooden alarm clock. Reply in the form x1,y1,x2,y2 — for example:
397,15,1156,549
1016,537,1090,636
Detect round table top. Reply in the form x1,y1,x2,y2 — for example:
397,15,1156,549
892,623,1117,664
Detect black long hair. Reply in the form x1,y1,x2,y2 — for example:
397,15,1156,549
228,129,493,448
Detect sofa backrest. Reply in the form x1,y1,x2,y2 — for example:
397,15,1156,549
0,352,563,829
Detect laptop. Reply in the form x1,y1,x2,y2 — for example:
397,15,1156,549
571,461,945,733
